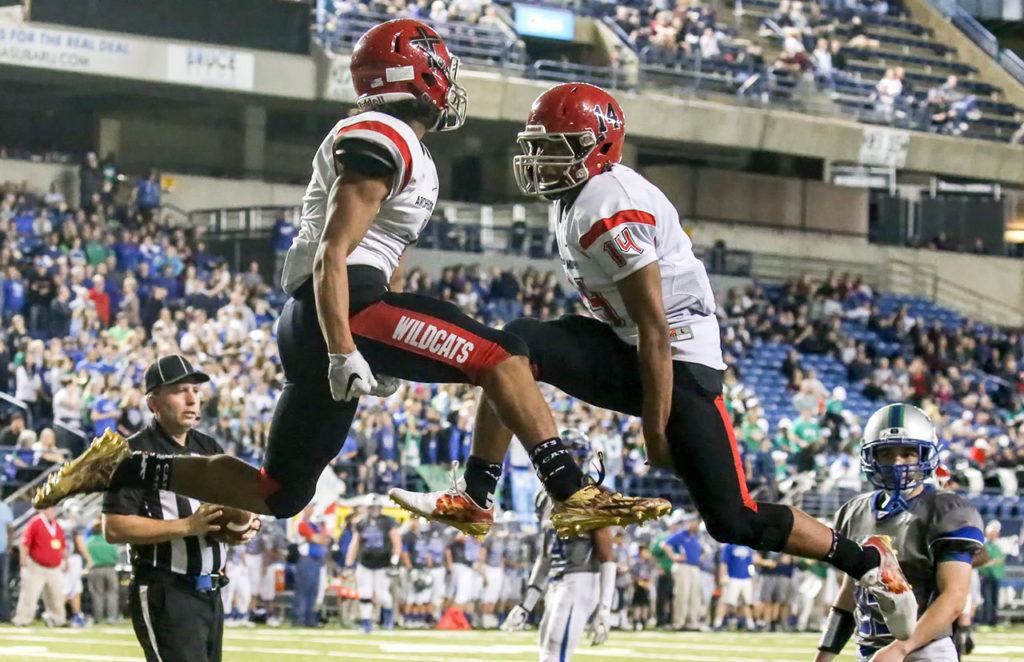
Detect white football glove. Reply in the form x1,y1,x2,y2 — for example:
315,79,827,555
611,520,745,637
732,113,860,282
371,374,400,398
328,350,377,401
501,604,529,632
590,607,610,646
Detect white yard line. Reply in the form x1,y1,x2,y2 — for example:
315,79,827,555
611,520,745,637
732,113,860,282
0,646,143,661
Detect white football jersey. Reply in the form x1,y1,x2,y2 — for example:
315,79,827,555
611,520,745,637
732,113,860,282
281,111,438,294
556,164,725,369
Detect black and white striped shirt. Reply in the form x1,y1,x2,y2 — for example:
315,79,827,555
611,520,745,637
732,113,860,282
102,422,226,576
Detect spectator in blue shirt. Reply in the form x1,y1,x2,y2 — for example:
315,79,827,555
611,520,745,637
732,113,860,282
293,505,328,627
134,170,161,215
714,543,756,631
155,264,182,302
663,514,705,630
2,266,26,322
113,230,142,272
90,385,121,437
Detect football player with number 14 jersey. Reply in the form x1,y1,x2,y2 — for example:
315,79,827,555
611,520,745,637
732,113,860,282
394,82,918,634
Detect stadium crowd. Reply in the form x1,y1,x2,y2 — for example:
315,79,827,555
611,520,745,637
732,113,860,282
4,165,1024,504
1,164,1023,630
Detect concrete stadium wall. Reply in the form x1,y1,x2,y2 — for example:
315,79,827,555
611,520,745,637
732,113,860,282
0,157,306,211
0,159,78,202
162,173,306,211
644,165,870,235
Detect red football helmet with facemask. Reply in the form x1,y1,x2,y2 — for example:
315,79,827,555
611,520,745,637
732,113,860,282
513,83,625,197
350,19,467,132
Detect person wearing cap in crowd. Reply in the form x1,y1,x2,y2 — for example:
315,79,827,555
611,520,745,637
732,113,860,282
977,520,1005,626
101,354,257,662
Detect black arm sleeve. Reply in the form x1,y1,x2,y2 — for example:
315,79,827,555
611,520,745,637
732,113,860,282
334,138,399,180
818,606,856,654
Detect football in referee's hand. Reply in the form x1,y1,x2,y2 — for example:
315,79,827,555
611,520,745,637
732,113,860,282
209,506,259,545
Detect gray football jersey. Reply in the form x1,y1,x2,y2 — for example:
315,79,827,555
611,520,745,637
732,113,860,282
834,487,983,650
546,528,600,580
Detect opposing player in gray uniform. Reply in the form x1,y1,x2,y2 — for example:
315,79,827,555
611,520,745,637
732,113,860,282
816,404,984,662
502,485,616,660
481,518,511,628
500,521,531,617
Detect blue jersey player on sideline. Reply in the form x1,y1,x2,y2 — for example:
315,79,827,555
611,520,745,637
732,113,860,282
816,404,983,662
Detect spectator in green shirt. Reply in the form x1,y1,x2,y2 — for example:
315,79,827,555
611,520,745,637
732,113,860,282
773,418,800,454
739,406,767,454
978,520,1005,626
85,523,122,623
792,409,822,446
83,228,112,266
651,528,675,627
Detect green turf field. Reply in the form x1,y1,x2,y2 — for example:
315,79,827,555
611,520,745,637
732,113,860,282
0,625,1022,661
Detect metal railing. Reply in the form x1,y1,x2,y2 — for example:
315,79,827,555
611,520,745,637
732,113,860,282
313,4,525,66
928,0,1024,85
531,59,630,90
0,392,32,428
1001,49,1024,87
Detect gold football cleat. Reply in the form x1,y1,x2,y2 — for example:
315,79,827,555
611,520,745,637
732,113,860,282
550,484,672,537
32,430,131,509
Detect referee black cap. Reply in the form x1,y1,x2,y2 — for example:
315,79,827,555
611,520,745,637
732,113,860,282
145,354,210,394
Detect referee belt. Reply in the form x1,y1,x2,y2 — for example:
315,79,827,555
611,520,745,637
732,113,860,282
134,566,228,593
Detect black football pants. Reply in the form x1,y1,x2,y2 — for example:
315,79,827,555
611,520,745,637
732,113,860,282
505,314,793,551
261,266,527,518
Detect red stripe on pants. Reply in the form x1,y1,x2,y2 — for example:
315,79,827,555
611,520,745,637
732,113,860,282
714,395,758,512
350,300,511,384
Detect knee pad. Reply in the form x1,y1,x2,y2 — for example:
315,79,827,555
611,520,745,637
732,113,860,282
259,467,314,519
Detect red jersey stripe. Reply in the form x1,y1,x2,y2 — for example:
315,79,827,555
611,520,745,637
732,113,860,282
578,209,656,250
714,394,759,513
349,300,511,385
336,120,414,193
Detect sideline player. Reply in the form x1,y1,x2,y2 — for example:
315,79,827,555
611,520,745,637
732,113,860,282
345,495,401,632
392,82,915,629
502,477,616,659
480,517,511,628
34,22,669,537
815,404,983,662
399,517,435,628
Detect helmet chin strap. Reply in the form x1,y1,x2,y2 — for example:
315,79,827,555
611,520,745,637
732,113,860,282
876,489,912,520
876,480,924,520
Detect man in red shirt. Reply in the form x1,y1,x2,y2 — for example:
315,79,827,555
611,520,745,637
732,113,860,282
88,275,111,327
13,507,67,626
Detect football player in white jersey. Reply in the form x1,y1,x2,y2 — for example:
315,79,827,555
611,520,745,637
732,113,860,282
35,25,668,540
395,82,916,630
502,435,616,661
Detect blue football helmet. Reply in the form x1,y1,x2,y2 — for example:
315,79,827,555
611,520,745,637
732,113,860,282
861,403,939,494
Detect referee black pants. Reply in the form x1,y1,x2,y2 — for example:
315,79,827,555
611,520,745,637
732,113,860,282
129,577,224,662
504,315,793,551
261,266,528,518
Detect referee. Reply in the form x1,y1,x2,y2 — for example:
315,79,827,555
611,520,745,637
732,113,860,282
103,355,231,662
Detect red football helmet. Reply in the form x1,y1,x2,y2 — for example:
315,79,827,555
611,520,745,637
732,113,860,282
513,83,625,197
350,19,467,132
